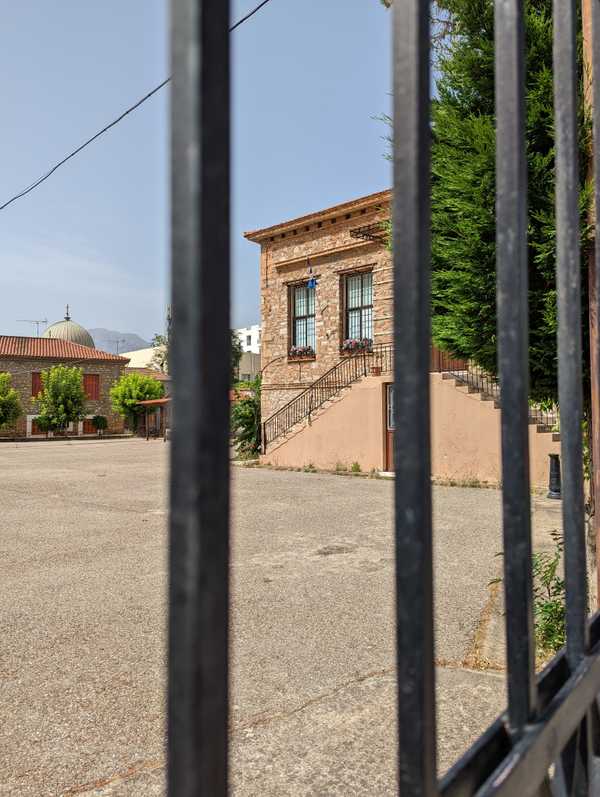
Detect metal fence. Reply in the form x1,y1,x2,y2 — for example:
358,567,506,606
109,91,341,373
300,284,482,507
168,0,600,794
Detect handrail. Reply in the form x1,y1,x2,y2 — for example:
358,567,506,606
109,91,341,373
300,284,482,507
262,345,558,452
436,353,559,431
262,343,393,450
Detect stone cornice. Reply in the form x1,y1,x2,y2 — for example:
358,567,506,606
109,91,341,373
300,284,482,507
244,189,391,243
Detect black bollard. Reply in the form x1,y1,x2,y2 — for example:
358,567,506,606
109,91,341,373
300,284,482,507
547,453,561,499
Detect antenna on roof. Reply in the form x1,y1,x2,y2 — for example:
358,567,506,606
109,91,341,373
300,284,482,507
108,337,127,354
17,318,48,337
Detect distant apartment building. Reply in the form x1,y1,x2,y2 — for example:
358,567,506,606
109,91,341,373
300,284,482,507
235,324,261,354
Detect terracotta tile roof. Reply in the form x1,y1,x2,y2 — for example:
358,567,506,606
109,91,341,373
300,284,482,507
0,336,129,363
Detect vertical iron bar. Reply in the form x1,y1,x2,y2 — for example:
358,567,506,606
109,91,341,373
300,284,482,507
553,0,589,668
592,0,600,613
169,1,230,795
393,0,437,793
494,0,537,733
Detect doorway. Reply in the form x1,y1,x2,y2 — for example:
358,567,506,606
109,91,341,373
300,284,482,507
385,383,395,471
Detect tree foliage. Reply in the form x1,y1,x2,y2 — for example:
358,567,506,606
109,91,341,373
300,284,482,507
37,365,86,432
382,0,591,404
151,334,168,373
110,372,165,428
0,373,22,430
231,377,261,457
231,330,243,383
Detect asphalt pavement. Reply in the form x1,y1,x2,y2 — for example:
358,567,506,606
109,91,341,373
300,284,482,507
0,440,507,796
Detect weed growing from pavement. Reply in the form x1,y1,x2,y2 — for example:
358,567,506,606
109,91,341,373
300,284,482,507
491,529,568,665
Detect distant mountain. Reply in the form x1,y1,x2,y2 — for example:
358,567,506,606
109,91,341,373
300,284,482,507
88,329,150,354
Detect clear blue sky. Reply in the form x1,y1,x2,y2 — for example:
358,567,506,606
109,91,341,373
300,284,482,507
0,1,391,341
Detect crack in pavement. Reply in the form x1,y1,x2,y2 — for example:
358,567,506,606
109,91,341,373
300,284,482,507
60,759,164,796
59,659,504,795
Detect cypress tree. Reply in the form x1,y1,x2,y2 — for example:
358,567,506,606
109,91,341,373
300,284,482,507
383,0,591,405
429,0,590,404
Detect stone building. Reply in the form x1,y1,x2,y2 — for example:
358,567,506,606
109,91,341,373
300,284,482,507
244,189,560,487
245,189,392,421
0,335,129,439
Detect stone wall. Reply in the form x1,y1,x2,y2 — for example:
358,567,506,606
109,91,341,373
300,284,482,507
0,357,127,438
253,192,393,420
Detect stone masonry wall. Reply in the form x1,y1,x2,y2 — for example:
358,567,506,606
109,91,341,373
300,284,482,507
0,358,127,438
257,197,392,421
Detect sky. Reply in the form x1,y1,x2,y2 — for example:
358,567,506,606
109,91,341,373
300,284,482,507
0,1,391,342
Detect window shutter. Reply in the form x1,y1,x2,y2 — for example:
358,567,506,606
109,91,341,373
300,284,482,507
84,374,100,400
31,372,42,397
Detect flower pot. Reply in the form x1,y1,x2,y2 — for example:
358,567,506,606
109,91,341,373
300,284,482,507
371,366,382,376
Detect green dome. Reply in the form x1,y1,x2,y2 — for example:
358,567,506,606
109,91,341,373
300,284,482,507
42,306,95,348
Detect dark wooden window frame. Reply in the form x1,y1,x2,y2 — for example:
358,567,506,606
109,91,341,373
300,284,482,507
339,267,374,351
31,372,42,397
288,281,316,358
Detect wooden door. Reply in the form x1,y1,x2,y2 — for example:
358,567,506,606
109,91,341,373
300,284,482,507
385,383,395,471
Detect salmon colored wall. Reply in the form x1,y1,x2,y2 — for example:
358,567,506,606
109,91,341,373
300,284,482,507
263,376,388,472
430,373,559,488
263,372,560,490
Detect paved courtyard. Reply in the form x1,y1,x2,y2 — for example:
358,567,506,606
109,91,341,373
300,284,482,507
0,439,509,796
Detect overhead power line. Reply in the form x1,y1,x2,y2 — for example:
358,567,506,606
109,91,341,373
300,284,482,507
0,0,275,213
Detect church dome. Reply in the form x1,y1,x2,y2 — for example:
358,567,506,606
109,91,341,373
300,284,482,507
42,306,95,349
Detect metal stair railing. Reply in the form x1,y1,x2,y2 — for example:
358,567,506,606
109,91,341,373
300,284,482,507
437,352,559,431
262,343,393,451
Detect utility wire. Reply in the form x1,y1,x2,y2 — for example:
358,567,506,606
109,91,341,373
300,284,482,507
229,0,273,31
0,0,275,212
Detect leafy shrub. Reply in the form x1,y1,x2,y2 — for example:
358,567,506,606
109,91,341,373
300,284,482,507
0,372,22,429
351,461,361,473
37,365,86,433
92,415,108,433
230,377,261,457
532,530,566,657
110,373,164,430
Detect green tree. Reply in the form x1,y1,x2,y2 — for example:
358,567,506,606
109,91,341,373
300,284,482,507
231,377,261,457
110,372,165,429
37,365,86,433
153,327,243,382
381,0,590,405
0,373,22,430
151,333,169,372
231,330,243,383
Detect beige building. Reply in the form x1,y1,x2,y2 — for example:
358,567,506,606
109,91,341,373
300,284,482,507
245,189,560,487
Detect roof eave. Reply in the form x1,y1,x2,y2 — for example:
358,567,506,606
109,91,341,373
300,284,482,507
243,189,392,243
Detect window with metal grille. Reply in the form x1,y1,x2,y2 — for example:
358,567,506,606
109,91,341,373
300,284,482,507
31,372,42,397
83,373,99,400
344,272,373,342
291,283,316,350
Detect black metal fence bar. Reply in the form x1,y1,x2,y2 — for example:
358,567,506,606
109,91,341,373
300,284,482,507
494,0,536,734
169,1,230,795
392,0,437,794
553,0,588,670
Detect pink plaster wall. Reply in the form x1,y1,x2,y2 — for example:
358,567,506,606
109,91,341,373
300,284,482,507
262,372,560,489
430,373,558,488
263,376,388,472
